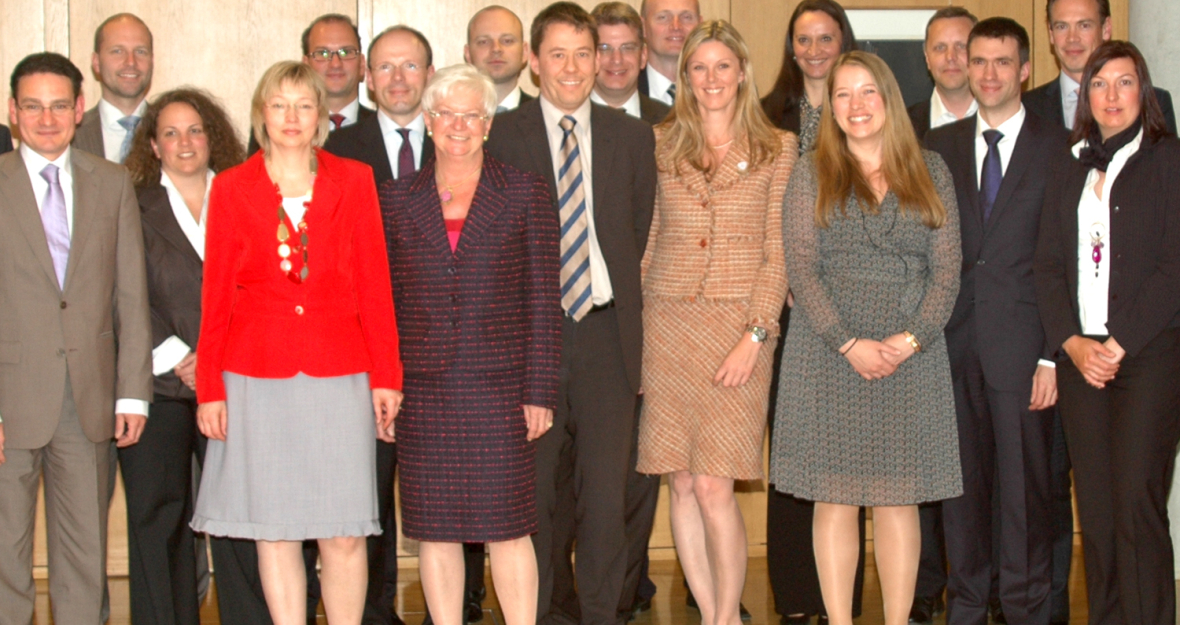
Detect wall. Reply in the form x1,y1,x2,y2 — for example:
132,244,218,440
5,0,1125,578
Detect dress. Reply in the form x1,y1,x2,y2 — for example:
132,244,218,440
637,129,797,480
770,151,963,506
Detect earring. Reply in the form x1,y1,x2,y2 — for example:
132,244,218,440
427,130,433,137
483,134,489,141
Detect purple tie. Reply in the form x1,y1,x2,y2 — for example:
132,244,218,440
39,163,70,288
397,128,416,179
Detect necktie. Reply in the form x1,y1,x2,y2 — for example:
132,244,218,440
329,113,346,130
980,129,1004,223
40,164,70,288
1064,88,1079,130
396,128,416,179
118,115,141,163
666,83,677,103
557,116,593,321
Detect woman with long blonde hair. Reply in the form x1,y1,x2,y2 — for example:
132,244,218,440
770,51,962,625
637,20,795,625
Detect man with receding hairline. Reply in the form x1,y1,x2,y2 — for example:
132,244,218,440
465,5,533,111
73,13,154,163
638,0,700,106
908,6,979,142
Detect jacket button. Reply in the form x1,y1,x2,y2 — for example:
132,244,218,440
977,259,986,265
295,305,304,315
451,320,459,328
60,301,67,309
57,348,65,357
700,239,708,248
1114,206,1120,212
448,267,456,275
450,294,458,302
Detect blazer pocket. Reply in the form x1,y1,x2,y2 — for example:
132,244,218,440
0,341,20,364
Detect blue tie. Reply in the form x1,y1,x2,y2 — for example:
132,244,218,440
557,116,592,321
118,115,141,163
980,129,1003,223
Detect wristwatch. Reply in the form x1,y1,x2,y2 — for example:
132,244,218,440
747,325,768,343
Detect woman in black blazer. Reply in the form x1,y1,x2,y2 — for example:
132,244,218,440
121,88,244,625
1034,41,1180,625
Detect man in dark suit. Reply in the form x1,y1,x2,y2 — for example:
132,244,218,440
0,125,12,153
487,4,656,625
1025,0,1175,133
908,7,978,142
73,13,153,163
925,19,1066,625
590,2,670,126
636,0,699,106
465,5,534,112
0,51,152,625
325,25,435,187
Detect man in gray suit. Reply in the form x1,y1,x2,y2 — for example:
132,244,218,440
72,13,154,163
0,51,151,625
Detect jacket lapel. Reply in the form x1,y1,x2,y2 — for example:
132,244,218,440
520,102,558,199
0,153,59,289
590,105,615,234
984,116,1037,231
360,116,394,183
954,119,984,229
64,151,99,291
140,186,203,265
403,160,451,259
454,156,509,258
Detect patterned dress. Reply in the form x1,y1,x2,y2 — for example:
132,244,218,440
770,151,963,506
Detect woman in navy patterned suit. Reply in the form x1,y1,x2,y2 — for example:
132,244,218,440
379,65,563,625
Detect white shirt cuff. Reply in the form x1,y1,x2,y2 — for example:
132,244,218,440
152,335,192,376
1037,359,1056,369
116,399,150,417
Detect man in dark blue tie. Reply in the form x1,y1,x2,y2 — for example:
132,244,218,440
924,18,1069,625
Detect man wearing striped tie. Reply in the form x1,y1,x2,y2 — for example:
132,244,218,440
72,13,153,163
487,4,656,625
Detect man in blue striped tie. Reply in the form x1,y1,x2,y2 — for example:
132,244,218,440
487,4,657,625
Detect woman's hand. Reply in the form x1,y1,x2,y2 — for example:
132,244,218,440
173,352,197,391
843,339,901,380
523,405,554,442
373,389,403,443
1063,335,1121,388
880,333,917,367
197,401,228,441
714,334,762,388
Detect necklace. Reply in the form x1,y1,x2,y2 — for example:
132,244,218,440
277,182,314,284
709,138,735,149
437,165,482,204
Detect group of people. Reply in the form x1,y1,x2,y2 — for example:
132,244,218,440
1,1,1179,625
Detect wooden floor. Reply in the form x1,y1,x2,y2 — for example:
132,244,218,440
32,545,1179,624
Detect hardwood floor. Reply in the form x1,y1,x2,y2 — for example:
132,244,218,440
38,543,1152,625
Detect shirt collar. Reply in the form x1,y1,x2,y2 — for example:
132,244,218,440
377,110,426,136
498,86,523,111
1071,126,1145,160
646,66,675,98
159,168,215,198
975,104,1026,140
590,90,642,119
334,98,361,125
20,143,70,176
929,87,978,127
98,97,148,130
1060,72,1081,102
540,95,592,132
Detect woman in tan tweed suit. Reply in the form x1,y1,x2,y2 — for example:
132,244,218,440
636,21,795,625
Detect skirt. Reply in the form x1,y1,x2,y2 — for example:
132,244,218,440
191,372,381,540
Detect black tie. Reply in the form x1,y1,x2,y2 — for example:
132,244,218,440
980,129,1003,223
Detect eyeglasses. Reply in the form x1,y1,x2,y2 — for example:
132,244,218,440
16,102,76,116
597,43,642,56
426,110,489,127
308,47,361,62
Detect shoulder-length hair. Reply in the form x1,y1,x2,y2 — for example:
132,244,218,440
1070,40,1172,146
656,20,781,174
813,51,945,229
250,61,331,153
125,88,245,188
761,0,857,128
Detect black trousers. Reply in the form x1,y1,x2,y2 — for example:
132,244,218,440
943,329,1053,625
1057,329,1180,625
766,492,866,617
536,309,637,625
1049,408,1073,624
118,397,201,625
916,501,947,599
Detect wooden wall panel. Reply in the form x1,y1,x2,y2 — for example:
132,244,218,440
1,0,67,122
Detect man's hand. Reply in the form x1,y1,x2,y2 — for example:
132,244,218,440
115,413,147,448
1029,364,1058,410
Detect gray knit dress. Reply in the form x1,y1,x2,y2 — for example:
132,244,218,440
770,151,963,506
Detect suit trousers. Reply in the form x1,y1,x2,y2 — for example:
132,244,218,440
535,308,637,625
943,325,1053,625
366,439,401,625
1057,329,1180,625
916,501,947,598
0,374,112,625
118,397,200,625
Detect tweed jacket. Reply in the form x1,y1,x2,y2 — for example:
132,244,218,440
641,128,796,336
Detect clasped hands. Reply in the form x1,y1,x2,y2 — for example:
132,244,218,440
840,333,915,380
1063,335,1125,389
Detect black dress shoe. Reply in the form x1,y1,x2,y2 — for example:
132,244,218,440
630,595,653,620
465,587,486,623
908,595,945,623
781,614,811,625
685,589,752,620
989,599,1007,624
421,612,434,625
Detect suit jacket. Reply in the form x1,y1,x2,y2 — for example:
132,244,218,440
322,112,436,186
380,154,562,408
139,184,203,400
0,148,152,447
486,99,657,392
761,96,803,135
0,125,12,154
638,94,671,125
1035,135,1180,359
1025,75,1178,135
908,99,932,141
196,150,402,402
247,103,376,155
72,106,106,158
926,112,1069,391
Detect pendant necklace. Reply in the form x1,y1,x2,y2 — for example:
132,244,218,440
277,175,315,284
437,166,481,204
1089,222,1106,278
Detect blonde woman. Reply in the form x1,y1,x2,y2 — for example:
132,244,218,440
771,51,962,625
637,20,794,625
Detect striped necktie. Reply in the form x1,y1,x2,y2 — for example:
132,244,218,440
118,115,140,163
557,115,593,320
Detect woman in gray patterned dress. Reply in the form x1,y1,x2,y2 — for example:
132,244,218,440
771,51,962,625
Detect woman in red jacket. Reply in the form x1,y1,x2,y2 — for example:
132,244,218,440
192,61,403,625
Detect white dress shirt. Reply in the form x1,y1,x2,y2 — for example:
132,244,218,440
334,98,362,128
98,98,149,162
1059,73,1081,131
15,144,148,418
1072,128,1143,336
590,90,642,119
929,87,978,130
498,86,524,112
645,66,676,107
539,96,614,305
377,111,426,179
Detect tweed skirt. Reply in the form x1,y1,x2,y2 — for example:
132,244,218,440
191,372,381,540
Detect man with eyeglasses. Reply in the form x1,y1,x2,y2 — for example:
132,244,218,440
638,0,700,106
73,13,153,164
591,2,669,125
465,5,533,112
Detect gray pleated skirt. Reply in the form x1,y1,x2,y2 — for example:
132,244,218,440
191,372,381,540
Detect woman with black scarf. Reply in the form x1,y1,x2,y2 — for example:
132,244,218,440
1034,40,1180,625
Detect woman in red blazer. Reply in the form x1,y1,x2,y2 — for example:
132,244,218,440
192,61,403,625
